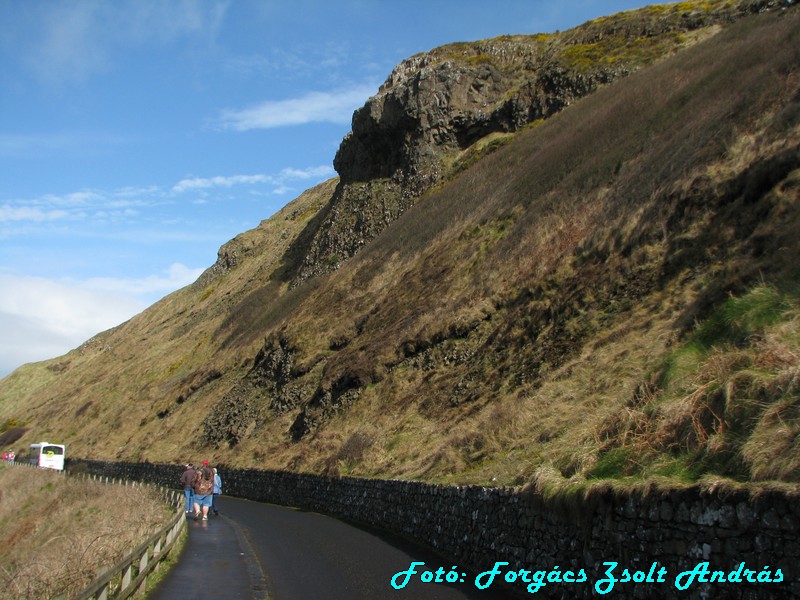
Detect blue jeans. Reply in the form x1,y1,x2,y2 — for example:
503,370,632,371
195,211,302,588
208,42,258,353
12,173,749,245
184,487,194,512
212,493,219,513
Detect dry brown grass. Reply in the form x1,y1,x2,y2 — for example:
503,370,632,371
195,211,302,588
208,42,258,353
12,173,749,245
0,463,173,599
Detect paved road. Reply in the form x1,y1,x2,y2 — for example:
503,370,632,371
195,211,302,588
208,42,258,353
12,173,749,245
150,496,518,599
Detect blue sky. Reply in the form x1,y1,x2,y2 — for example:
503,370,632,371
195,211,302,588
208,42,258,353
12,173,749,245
0,0,657,376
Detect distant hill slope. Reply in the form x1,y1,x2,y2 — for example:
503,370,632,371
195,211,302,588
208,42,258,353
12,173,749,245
1,1,798,489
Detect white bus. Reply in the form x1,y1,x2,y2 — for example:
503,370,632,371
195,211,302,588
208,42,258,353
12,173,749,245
27,442,66,471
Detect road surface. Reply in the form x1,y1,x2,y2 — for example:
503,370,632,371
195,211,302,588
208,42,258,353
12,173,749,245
150,496,519,599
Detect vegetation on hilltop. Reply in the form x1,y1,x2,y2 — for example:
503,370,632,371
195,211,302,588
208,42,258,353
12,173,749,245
0,3,798,493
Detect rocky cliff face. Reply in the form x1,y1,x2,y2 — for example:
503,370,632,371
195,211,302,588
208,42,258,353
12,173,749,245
293,0,790,283
333,39,602,189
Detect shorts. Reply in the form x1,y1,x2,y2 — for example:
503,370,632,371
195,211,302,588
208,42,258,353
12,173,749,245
193,493,212,507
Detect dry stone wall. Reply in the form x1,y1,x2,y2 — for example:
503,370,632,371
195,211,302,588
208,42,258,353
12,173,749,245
67,459,799,598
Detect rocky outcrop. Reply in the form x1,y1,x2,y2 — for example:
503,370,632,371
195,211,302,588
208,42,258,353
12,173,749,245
334,43,607,191
195,237,246,287
294,45,619,282
295,178,407,280
202,335,318,446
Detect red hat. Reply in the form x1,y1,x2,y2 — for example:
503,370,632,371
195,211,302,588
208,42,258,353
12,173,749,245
202,460,209,466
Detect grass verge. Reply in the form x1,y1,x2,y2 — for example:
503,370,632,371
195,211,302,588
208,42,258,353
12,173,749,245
0,463,174,599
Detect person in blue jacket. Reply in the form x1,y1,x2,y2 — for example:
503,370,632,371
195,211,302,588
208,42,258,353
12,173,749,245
211,467,222,516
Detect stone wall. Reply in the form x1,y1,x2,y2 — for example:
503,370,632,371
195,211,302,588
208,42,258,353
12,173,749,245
66,459,799,598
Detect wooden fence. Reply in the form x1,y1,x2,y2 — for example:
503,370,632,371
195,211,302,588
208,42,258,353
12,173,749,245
72,473,186,600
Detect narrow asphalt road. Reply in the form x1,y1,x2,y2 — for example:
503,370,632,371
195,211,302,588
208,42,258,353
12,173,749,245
150,496,519,599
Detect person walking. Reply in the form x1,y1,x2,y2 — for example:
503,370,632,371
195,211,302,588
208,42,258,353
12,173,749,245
191,460,215,521
211,467,222,516
179,463,196,515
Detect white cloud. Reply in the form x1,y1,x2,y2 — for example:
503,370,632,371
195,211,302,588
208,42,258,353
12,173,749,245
0,187,156,229
0,274,144,377
216,84,376,131
1,163,334,233
173,174,271,193
172,165,335,193
42,190,104,207
0,275,141,340
0,206,70,223
0,312,89,376
279,166,336,180
0,264,203,377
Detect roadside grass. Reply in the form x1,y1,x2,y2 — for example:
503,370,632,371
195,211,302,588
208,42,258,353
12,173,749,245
0,463,173,600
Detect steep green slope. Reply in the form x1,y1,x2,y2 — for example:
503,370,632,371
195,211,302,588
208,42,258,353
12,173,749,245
1,2,798,490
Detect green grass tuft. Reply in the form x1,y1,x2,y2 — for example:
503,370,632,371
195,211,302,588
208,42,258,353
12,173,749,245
694,285,793,349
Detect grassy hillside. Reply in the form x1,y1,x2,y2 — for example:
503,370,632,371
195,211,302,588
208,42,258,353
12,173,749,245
206,6,800,485
1,3,798,491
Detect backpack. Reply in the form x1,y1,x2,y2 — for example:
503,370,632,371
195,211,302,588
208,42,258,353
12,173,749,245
194,467,214,495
